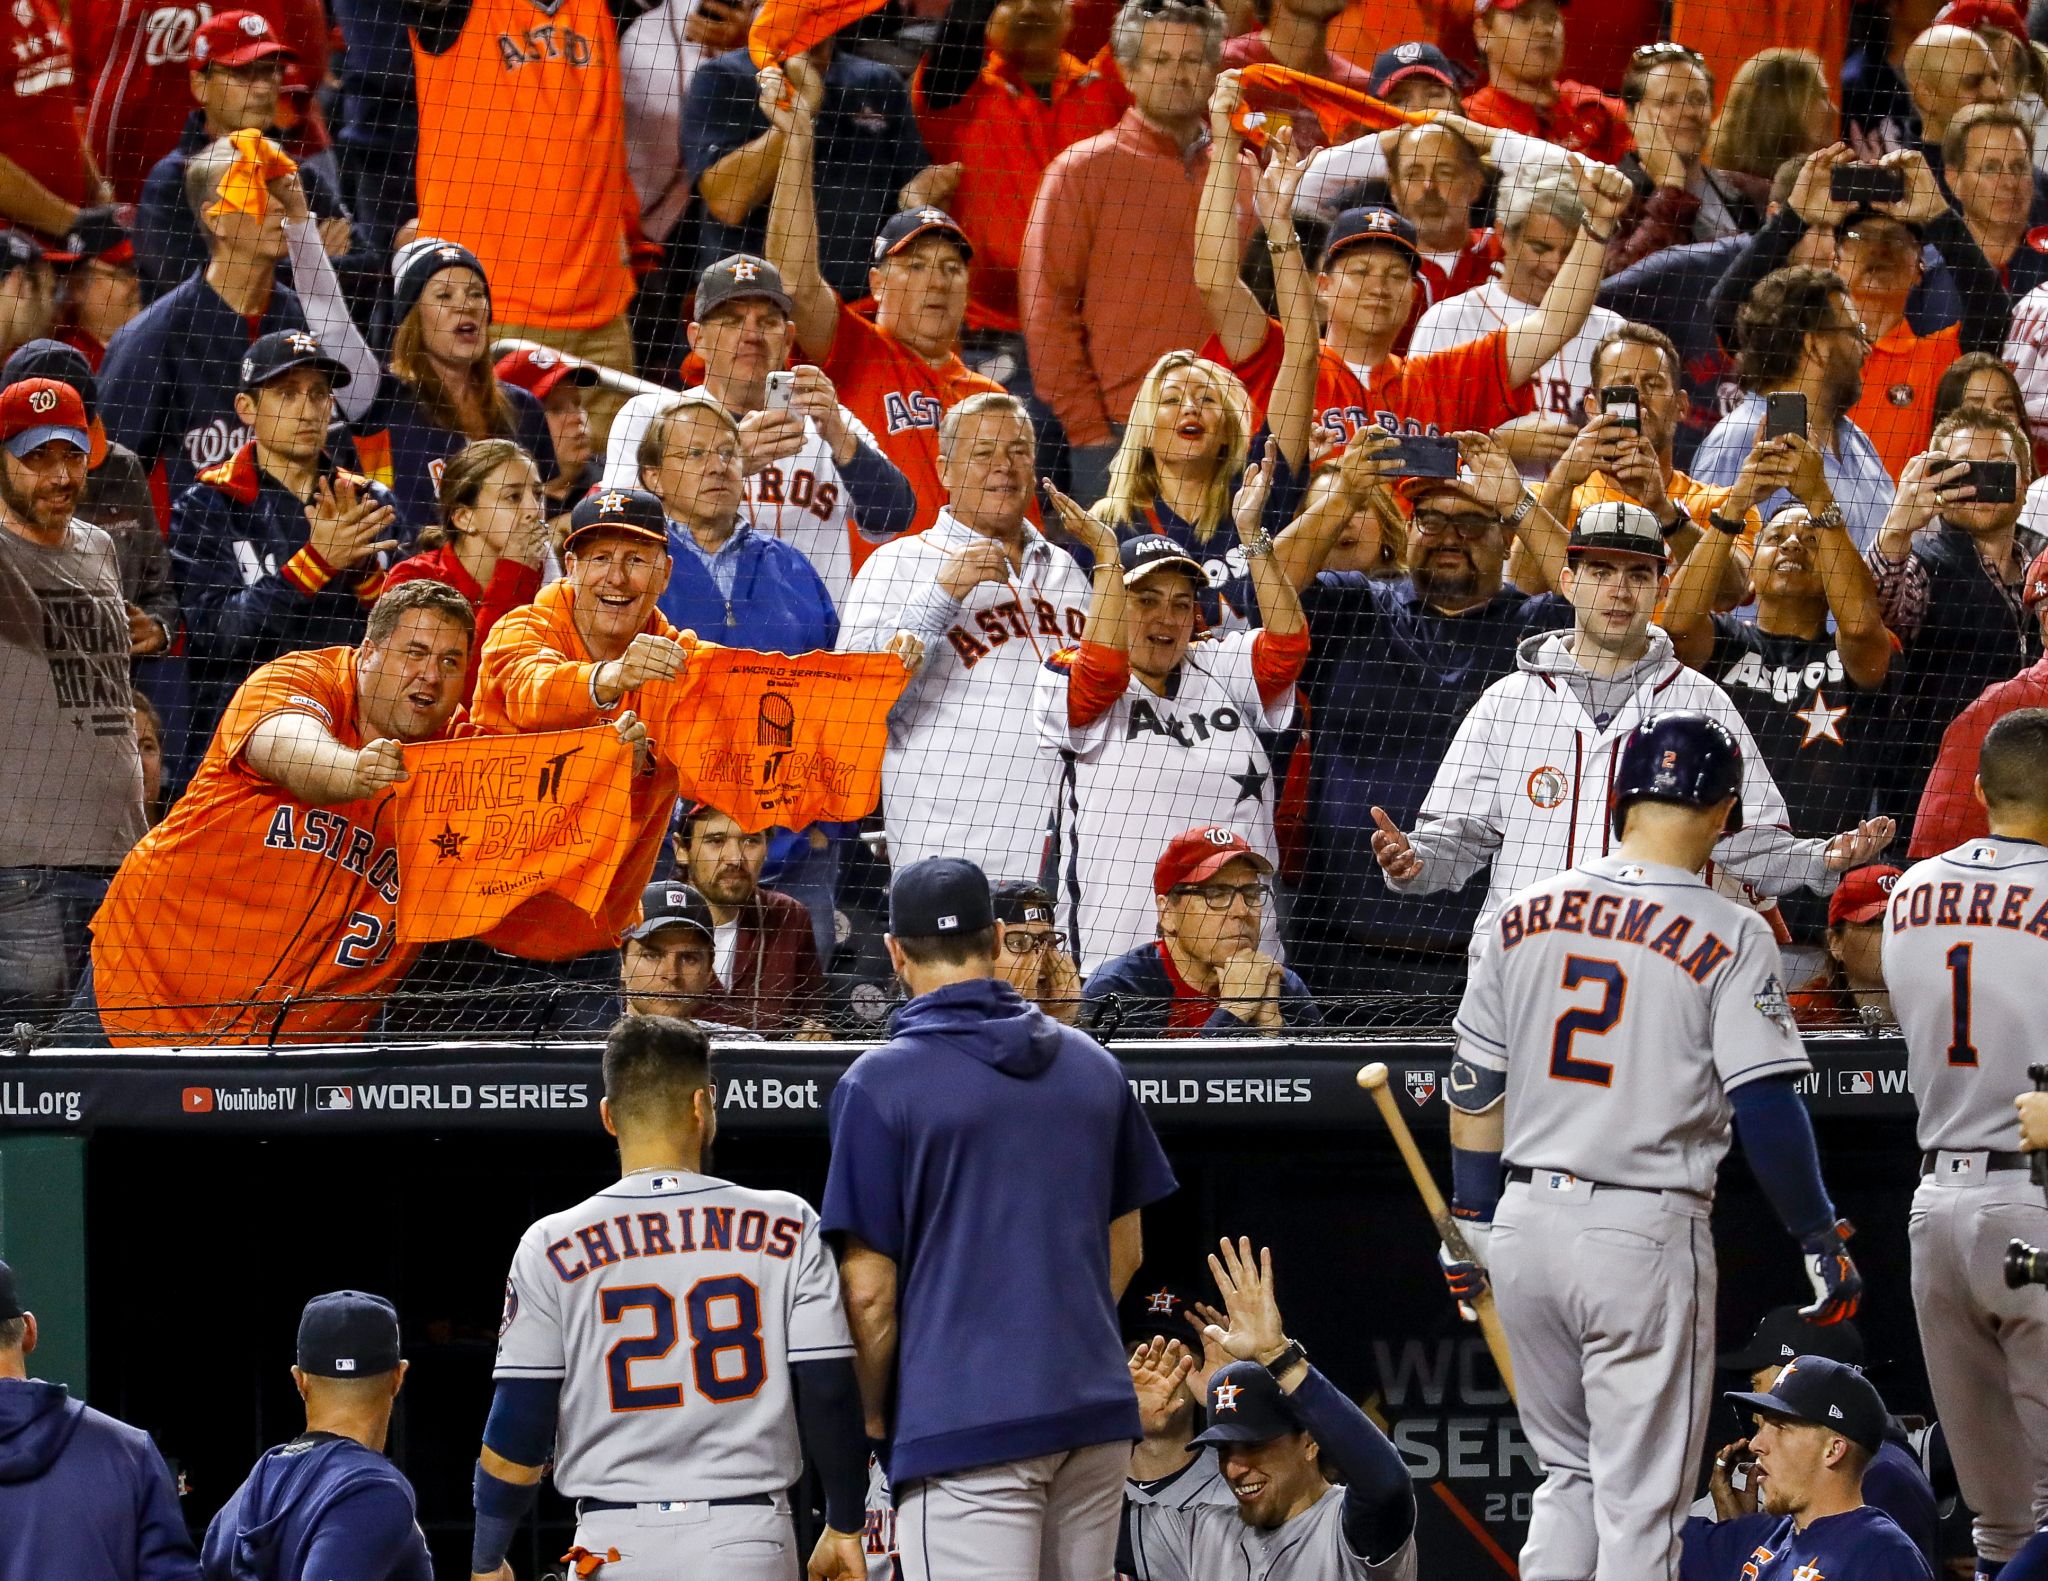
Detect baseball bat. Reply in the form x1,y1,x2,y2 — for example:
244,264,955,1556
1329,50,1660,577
1357,1062,1517,1401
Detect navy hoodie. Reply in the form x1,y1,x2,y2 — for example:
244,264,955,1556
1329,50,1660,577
821,978,1177,1482
0,1377,200,1581
200,1433,430,1581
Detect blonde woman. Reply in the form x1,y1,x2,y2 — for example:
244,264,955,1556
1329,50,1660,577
1703,50,1836,183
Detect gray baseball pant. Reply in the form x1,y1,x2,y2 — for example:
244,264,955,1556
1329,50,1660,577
894,1439,1130,1581
570,1496,795,1578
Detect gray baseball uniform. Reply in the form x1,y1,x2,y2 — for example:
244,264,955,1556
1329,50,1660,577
1884,838,2048,1564
1452,854,1811,1581
494,1168,854,1577
1125,1484,1418,1581
1125,1447,1234,1510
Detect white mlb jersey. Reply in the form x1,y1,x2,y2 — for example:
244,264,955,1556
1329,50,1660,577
1035,630,1291,968
494,1169,854,1502
838,508,1093,880
1410,281,1625,437
1454,853,1811,1193
742,408,886,608
1127,1484,1416,1581
1884,838,2048,1154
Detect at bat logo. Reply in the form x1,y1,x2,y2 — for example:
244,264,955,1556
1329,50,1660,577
1404,1069,1438,1107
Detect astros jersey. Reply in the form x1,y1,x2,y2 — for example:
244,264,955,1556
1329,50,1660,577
493,1169,854,1502
1208,319,1534,447
741,406,886,607
838,509,1093,879
1884,838,2048,1154
1126,1484,1417,1581
1453,854,1812,1193
1035,632,1291,968
820,301,1005,558
92,647,472,1044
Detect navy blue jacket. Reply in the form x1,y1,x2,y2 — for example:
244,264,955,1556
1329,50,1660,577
0,1378,199,1581
101,274,311,494
655,521,838,655
134,113,355,304
821,978,1176,1482
1680,1506,1931,1581
200,1433,430,1581
352,374,557,533
171,444,396,740
1081,940,1323,1037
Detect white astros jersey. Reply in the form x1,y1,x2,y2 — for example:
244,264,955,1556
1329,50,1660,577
494,1169,854,1501
1126,1484,1418,1581
1035,630,1291,968
1884,838,2048,1153
1455,854,1811,1192
837,508,1093,880
741,408,886,608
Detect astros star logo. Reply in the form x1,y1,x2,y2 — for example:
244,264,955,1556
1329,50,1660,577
596,491,629,513
1212,1382,1242,1412
1145,1287,1180,1315
286,331,319,354
1792,1564,1825,1581
1794,689,1848,747
730,259,759,280
431,825,468,860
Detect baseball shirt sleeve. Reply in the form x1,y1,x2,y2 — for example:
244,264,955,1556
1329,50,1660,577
297,1483,426,1581
493,1226,568,1379
1450,918,1511,1080
1391,694,1508,895
1702,700,1834,899
1707,913,1813,1093
1217,629,1295,730
788,1206,859,1360
820,1077,908,1259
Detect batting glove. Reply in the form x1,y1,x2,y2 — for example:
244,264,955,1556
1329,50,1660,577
1797,1219,1863,1325
1438,1223,1491,1322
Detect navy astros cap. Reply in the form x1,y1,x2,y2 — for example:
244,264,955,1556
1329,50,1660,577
1368,41,1460,98
889,856,995,938
1719,1305,1865,1373
1120,1281,1197,1343
3,339,97,422
1725,1355,1888,1453
1120,534,1205,587
695,253,797,321
874,206,974,264
626,880,716,945
241,329,351,393
1322,207,1421,272
0,1258,23,1322
565,486,670,553
297,1290,401,1377
1189,1360,1299,1448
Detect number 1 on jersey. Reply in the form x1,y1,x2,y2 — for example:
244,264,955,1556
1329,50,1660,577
1550,955,1626,1086
1945,942,1979,1067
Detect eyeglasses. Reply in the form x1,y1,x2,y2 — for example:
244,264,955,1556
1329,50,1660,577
667,445,742,470
1410,511,1498,540
1171,881,1271,912
1003,930,1060,956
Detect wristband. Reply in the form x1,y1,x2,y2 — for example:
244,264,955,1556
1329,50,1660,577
472,1461,539,1574
1265,235,1300,254
1505,491,1536,526
1262,1339,1308,1377
1657,501,1691,539
1707,511,1744,537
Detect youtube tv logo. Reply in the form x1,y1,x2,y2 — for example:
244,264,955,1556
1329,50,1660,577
182,1088,215,1114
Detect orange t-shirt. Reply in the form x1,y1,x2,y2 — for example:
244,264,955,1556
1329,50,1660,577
1848,320,1955,483
911,48,1129,333
821,301,1007,568
470,580,683,958
411,0,635,329
1209,316,1535,445
91,648,473,1045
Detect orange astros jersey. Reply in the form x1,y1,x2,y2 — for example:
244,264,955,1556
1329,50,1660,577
820,301,1006,570
92,648,475,1046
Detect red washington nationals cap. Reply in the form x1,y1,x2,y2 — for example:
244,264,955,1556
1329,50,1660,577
1828,865,1902,928
2023,544,2048,613
1154,826,1273,896
193,11,296,69
1933,0,2028,43
495,346,599,402
0,379,88,458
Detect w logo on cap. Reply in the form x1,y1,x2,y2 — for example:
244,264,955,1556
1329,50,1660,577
26,388,54,414
1203,828,1237,846
241,13,270,33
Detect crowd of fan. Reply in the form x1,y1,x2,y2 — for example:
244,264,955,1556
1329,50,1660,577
7,0,2048,1041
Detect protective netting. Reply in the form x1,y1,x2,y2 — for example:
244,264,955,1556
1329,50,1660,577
3,0,2038,1045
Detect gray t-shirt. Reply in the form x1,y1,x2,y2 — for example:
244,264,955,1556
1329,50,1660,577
1127,1484,1418,1581
0,519,147,866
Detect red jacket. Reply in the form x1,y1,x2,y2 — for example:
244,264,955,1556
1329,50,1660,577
1462,81,1633,166
1911,656,2048,859
714,887,828,1032
383,544,543,704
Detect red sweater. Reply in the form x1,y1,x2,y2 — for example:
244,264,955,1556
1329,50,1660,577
383,545,543,704
1910,656,2048,859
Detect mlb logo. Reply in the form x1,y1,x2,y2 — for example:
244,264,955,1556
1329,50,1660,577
334,1358,356,1373
1404,1069,1437,1107
182,1088,214,1114
314,1086,355,1112
1838,1071,1874,1096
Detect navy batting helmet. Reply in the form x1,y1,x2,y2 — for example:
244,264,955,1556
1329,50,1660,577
1610,712,1744,840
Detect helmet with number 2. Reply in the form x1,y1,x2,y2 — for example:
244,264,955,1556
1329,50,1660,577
1609,712,1744,841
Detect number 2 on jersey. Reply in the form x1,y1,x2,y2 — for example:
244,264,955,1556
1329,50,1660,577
1550,956,1626,1086
602,1277,765,1412
1944,942,1979,1067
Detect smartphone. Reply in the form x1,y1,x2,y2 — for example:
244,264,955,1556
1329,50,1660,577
1830,164,1906,206
1954,459,2019,504
1386,435,1460,478
1727,1447,1760,1495
1764,391,1808,441
1600,385,1641,432
764,370,794,412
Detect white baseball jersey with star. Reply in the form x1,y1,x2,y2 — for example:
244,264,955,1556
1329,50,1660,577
1035,630,1291,968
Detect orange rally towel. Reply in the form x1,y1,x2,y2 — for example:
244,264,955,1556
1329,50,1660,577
1231,65,1418,150
748,0,888,68
391,725,638,944
640,647,912,834
205,127,299,220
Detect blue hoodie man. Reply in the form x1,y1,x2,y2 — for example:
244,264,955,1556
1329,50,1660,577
822,856,1179,1581
0,1259,199,1581
200,1292,430,1581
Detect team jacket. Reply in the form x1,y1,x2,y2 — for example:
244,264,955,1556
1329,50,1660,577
1389,627,1834,935
170,444,396,741
654,521,839,657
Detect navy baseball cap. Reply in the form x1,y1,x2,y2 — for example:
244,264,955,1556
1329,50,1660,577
565,486,670,553
296,1290,401,1377
1368,42,1460,98
626,880,716,945
695,253,797,321
1321,207,1421,272
1725,1355,1888,1453
1120,1281,1198,1344
240,329,351,393
874,206,974,264
4,339,96,421
1719,1306,1865,1372
1120,534,1204,587
1189,1360,1299,1448
991,878,1056,928
888,856,995,938
0,1259,23,1322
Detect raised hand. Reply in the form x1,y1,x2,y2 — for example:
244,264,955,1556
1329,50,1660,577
1041,476,1119,561
1371,807,1422,881
306,476,399,570
936,539,1015,600
1209,68,1245,144
1233,440,1277,539
1255,124,1309,237
1129,1336,1198,1435
1203,1237,1288,1362
1824,816,1895,873
1787,143,1856,231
